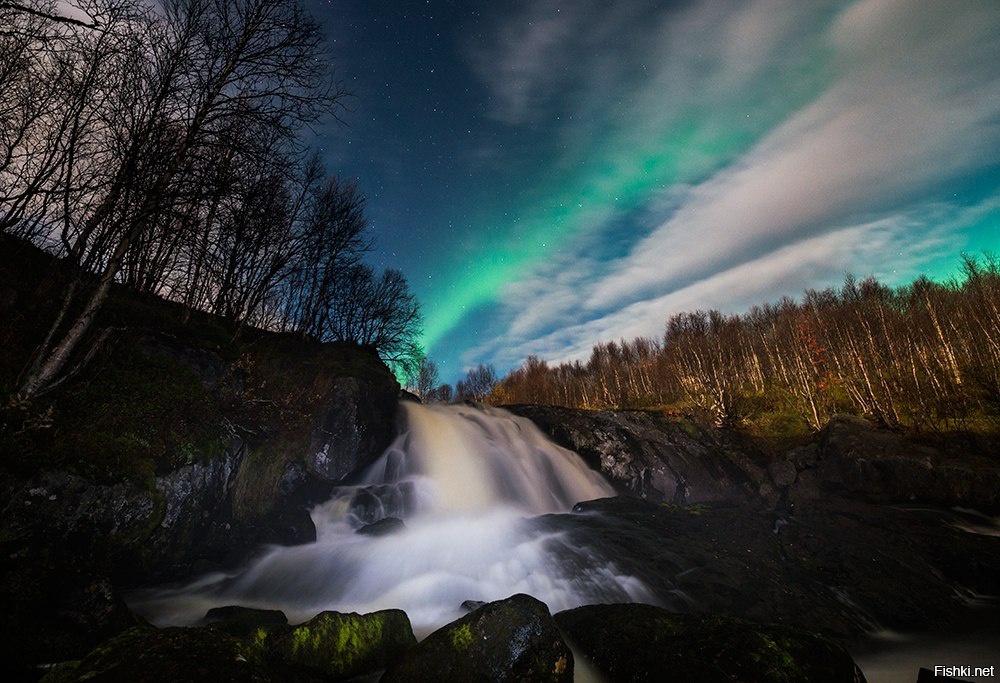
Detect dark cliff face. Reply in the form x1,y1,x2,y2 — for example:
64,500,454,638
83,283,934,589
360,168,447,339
1,333,402,580
505,404,771,506
506,405,1000,512
0,332,402,674
511,404,1000,640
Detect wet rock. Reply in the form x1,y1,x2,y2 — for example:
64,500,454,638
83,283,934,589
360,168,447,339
272,610,415,680
382,594,572,682
555,603,866,683
545,496,1000,637
203,606,289,640
506,405,763,505
45,626,275,682
357,516,406,536
308,376,399,482
148,447,243,573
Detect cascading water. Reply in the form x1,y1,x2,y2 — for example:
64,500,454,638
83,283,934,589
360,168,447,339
129,402,653,634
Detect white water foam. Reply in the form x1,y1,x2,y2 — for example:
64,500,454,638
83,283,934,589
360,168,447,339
128,403,652,634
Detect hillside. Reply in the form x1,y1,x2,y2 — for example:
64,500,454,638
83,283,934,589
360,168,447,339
0,235,403,675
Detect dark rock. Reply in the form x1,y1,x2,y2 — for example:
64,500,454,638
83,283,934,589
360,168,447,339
768,459,798,487
382,593,572,682
809,415,1000,510
543,496,1000,637
555,603,866,683
46,626,275,682
506,404,764,505
346,483,416,526
203,606,289,640
461,600,487,612
272,610,415,680
0,567,141,680
0,285,16,312
512,406,1000,513
357,516,406,536
308,376,399,481
136,333,233,392
148,446,244,574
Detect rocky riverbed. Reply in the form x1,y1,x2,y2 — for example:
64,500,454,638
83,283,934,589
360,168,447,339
3,382,999,681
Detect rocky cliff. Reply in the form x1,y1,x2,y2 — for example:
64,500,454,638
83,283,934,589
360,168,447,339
510,404,1000,641
507,404,1000,512
0,330,401,676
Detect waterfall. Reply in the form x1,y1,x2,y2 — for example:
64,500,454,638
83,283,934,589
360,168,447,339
129,402,652,634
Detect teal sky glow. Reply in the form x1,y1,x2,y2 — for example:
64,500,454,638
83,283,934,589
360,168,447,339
310,0,1000,382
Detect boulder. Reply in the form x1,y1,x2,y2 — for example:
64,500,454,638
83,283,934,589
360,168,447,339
42,626,275,682
768,459,797,488
506,404,764,505
382,594,572,682
545,496,1000,637
272,610,415,680
555,603,867,683
807,415,1000,510
203,606,289,640
308,376,399,482
0,568,141,681
357,516,406,536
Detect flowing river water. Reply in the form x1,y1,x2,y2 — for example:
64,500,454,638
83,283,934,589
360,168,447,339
129,402,653,634
128,403,1000,680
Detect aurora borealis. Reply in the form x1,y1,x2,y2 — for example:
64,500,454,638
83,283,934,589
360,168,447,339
308,0,1000,382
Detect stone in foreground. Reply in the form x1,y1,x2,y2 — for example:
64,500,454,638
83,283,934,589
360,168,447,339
272,609,415,679
40,626,274,682
555,603,866,683
382,593,573,682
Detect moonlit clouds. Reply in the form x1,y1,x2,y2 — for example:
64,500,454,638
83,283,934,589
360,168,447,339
452,0,1000,374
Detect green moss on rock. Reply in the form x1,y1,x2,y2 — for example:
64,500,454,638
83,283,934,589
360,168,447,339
48,626,275,682
274,610,415,679
449,622,473,651
383,594,573,683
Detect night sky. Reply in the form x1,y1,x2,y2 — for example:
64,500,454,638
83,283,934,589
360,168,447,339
304,0,1000,384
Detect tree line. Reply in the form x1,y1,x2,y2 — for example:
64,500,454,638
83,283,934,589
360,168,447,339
1,0,422,397
410,358,497,404
490,256,1000,433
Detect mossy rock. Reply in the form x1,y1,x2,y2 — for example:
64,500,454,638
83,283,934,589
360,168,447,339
46,626,275,682
203,606,290,642
272,609,415,680
382,594,573,682
555,603,866,683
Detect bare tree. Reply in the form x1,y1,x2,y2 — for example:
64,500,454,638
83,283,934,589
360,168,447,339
456,363,497,402
282,171,371,339
19,0,344,398
325,265,422,376
414,356,439,398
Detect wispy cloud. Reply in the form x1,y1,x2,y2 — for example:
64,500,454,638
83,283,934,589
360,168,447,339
589,0,1000,304
464,0,604,126
470,206,967,371
454,0,1000,374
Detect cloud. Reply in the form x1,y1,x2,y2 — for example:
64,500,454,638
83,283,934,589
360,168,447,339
472,207,966,371
590,0,1000,309
467,0,1000,373
464,0,604,125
